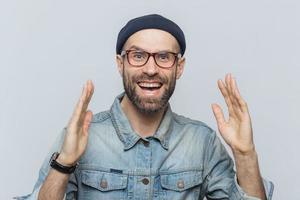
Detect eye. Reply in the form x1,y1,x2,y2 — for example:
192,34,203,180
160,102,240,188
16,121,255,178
131,51,146,60
157,53,170,62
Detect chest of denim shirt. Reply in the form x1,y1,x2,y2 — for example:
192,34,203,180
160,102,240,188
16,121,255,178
16,94,274,200
64,94,241,200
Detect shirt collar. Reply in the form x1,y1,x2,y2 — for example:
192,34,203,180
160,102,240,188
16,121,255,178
110,93,173,150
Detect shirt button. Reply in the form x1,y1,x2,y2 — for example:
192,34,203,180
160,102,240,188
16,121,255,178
142,140,149,147
177,180,185,189
142,178,150,185
100,180,108,189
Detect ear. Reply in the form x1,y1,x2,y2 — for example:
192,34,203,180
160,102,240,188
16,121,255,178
116,55,124,76
176,57,185,79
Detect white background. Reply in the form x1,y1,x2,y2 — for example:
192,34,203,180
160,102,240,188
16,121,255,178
1,0,299,199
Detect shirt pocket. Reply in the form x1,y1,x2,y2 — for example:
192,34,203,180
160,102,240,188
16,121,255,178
159,170,203,199
79,170,128,200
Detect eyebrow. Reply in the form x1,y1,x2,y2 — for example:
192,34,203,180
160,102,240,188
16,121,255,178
127,45,144,51
127,45,175,53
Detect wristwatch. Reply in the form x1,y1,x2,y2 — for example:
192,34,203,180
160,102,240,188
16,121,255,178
49,152,77,174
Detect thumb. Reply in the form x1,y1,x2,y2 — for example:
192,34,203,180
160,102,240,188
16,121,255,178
211,103,226,129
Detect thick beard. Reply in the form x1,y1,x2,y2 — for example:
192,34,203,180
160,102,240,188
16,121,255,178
122,69,176,115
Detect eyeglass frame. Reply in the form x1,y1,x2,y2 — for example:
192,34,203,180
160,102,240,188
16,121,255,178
120,49,182,69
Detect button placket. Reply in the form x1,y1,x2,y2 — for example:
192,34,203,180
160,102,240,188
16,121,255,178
142,178,150,185
142,140,150,147
134,139,152,198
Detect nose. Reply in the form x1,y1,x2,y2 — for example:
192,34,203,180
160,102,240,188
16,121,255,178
142,55,159,76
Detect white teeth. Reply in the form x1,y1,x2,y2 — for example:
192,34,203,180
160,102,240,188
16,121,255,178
138,82,162,88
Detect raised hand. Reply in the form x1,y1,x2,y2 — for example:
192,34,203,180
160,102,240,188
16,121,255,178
57,80,94,166
212,74,255,155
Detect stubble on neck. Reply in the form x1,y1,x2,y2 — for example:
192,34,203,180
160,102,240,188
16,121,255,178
120,94,167,138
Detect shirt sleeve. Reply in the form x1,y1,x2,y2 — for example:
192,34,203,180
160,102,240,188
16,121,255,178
234,175,274,200
202,131,274,200
14,128,78,200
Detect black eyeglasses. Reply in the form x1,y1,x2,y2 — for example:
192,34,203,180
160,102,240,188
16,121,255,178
121,50,181,69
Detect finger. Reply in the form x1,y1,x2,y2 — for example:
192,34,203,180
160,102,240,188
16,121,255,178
211,103,226,128
225,74,235,98
231,76,241,96
230,76,241,100
227,74,244,117
81,80,94,113
82,110,93,136
78,80,94,125
225,74,232,92
217,79,236,118
69,83,88,124
231,78,249,113
227,74,240,107
69,80,94,126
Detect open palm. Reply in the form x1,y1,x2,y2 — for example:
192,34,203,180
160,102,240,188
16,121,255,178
212,74,255,154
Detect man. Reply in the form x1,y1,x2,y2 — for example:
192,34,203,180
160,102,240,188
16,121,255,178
18,14,273,200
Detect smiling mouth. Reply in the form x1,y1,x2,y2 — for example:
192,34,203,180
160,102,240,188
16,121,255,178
137,82,162,91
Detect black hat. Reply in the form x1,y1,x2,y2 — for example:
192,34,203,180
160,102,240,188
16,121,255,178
116,14,186,55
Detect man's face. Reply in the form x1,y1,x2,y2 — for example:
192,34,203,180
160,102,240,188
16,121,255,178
117,29,185,114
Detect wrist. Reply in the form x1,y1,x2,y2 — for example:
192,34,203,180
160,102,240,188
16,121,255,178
233,149,257,159
231,143,256,157
233,149,260,168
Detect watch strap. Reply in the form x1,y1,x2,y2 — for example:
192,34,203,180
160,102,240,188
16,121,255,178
50,152,77,174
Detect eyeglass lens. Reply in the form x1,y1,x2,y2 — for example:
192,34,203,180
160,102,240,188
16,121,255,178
127,50,177,68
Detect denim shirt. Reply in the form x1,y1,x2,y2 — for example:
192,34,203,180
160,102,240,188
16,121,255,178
17,93,273,200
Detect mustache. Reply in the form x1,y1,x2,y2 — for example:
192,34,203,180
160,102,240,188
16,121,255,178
132,74,168,84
